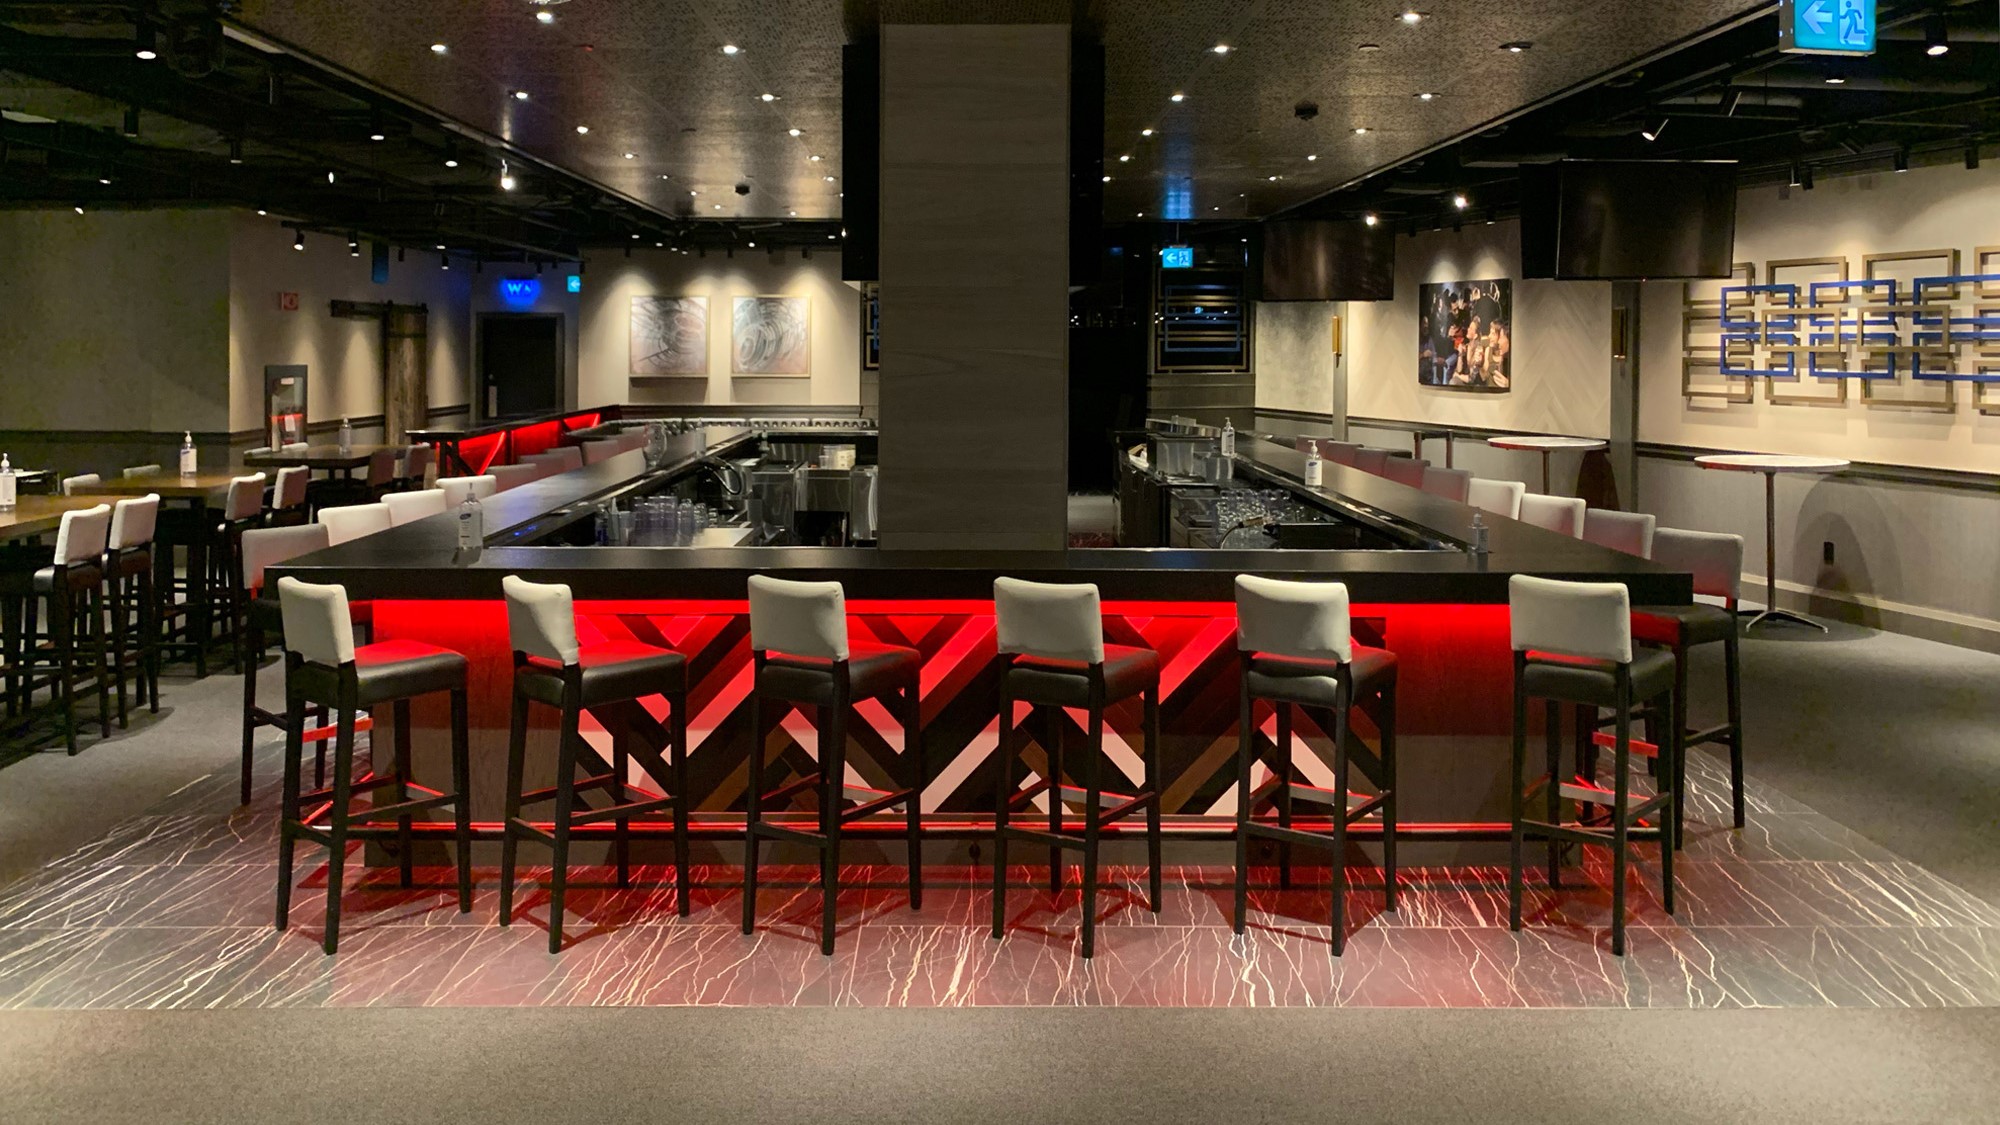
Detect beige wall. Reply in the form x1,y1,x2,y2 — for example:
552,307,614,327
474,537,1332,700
578,248,861,410
1639,162,2000,472
1346,221,1613,439
227,213,473,434
0,209,231,432
1253,300,1344,416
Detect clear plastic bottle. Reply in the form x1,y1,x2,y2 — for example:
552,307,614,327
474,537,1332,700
1220,419,1236,459
1471,513,1490,555
0,454,16,512
456,490,484,550
1303,445,1323,488
178,431,196,477
338,416,353,452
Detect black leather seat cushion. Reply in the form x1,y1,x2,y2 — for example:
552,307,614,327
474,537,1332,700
519,641,688,706
1244,645,1397,709
30,563,104,595
352,640,468,705
1521,647,1676,708
759,641,920,706
1632,603,1736,647
1004,644,1159,708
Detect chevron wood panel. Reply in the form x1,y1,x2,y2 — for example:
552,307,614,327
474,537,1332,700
375,599,1517,825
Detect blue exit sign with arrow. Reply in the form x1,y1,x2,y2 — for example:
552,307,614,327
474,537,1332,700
1779,0,1875,56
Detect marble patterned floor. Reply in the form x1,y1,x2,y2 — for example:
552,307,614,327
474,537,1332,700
0,744,1995,1010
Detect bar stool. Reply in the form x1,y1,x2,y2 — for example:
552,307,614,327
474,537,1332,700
1507,575,1678,956
496,577,693,951
1467,478,1525,520
742,575,924,955
270,466,310,526
122,464,162,478
382,489,447,527
103,494,161,726
318,502,391,545
1582,509,1657,559
1420,465,1472,503
0,504,112,753
581,439,623,465
240,524,372,805
361,448,399,502
1518,493,1585,537
1231,575,1398,955
989,577,1161,959
273,576,472,955
211,473,267,670
1635,528,1746,845
489,464,539,493
439,475,498,507
1381,456,1428,489
1351,449,1390,477
60,473,100,496
398,445,433,491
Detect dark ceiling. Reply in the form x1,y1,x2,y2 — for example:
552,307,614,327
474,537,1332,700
2,1,1993,258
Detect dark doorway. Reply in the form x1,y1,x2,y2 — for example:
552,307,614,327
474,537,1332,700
478,313,564,419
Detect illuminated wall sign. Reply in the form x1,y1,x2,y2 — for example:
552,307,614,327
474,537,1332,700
566,274,583,294
1160,245,1195,270
1778,0,1875,56
499,277,541,307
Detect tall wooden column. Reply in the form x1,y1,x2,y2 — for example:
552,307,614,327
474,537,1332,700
875,23,1071,551
383,303,429,444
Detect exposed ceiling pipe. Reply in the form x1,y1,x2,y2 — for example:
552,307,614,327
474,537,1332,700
1662,90,1807,109
1735,73,1989,94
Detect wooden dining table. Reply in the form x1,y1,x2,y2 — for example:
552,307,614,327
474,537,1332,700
0,493,122,541
86,470,255,676
243,444,402,478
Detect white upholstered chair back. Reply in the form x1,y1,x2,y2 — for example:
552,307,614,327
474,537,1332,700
54,504,112,565
277,577,355,666
108,494,160,551
1582,508,1658,559
1466,478,1525,520
1509,575,1633,664
383,489,448,527
503,575,580,665
748,575,849,660
1652,527,1744,604
994,577,1105,664
1518,493,1586,537
317,503,392,546
1235,575,1353,664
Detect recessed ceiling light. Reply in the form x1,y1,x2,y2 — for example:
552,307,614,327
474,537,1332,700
823,175,835,182
1306,154,1318,161
97,175,112,185
326,171,336,184
631,233,640,240
1102,175,1111,182
1170,92,1185,102
430,43,448,54
135,25,157,60
810,154,822,162
1212,44,1230,55
689,189,698,196
499,160,517,191
747,240,755,248
1141,128,1154,137
444,157,459,168
1212,205,1220,211
1268,175,1280,181
721,44,740,56
789,210,797,216
1500,41,1532,53
512,90,530,100
1452,192,1469,209
1119,154,1131,162
1136,211,1144,217
575,125,590,134
255,208,267,216
1415,92,1437,101
1353,126,1371,135
435,243,447,250
713,204,722,210
1364,212,1379,226
659,173,671,180
623,152,636,159
535,10,554,23
758,93,777,102
70,204,84,214
1823,75,1846,84
1357,43,1381,51
1400,10,1424,25
788,127,802,136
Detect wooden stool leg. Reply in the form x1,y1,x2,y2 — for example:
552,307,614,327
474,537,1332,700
990,685,1012,941
1045,706,1062,894
393,699,415,889
1610,680,1632,958
546,692,582,954
1660,683,1677,918
1508,660,1527,933
613,738,631,890
109,577,129,728
672,690,692,918
741,689,765,935
1380,681,1400,912
323,701,357,955
498,686,529,927
1144,683,1161,912
820,702,846,956
450,687,473,914
1671,641,1690,850
1232,685,1253,933
903,682,923,911
275,689,307,930
240,625,262,807
1080,699,1103,960
89,582,111,740
1276,702,1294,890
1545,701,1563,887
1724,631,1745,829
1329,695,1351,957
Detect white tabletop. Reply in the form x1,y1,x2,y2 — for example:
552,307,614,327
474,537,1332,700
1487,436,1607,452
1694,454,1851,474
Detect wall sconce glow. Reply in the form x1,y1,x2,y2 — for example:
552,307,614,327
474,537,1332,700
499,277,542,307
566,274,582,293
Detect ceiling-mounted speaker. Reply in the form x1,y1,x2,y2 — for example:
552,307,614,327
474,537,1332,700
841,40,879,281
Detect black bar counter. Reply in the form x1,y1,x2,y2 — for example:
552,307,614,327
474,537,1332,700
271,431,1690,606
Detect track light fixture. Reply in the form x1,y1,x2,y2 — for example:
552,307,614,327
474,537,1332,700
1364,212,1379,227
228,137,243,164
134,23,157,60
1801,164,1815,191
1641,118,1669,142
1788,161,1803,188
1968,141,1982,171
1894,147,1910,173
121,106,139,138
348,232,360,256
499,159,517,191
1721,89,1743,117
1452,192,1468,210
293,230,305,251
1923,12,1949,57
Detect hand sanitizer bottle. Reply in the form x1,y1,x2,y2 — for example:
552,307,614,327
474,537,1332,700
1471,512,1490,555
0,454,16,512
456,491,484,550
1220,419,1236,458
338,416,353,452
178,431,196,477
1303,444,1323,488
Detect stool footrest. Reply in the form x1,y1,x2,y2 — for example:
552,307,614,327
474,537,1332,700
569,796,679,826
299,715,374,744
1251,778,1379,814
1006,778,1054,809
748,821,830,848
760,773,822,807
1519,810,1668,845
1589,730,1659,758
347,792,456,823
506,817,556,846
840,788,913,823
518,773,619,807
1559,779,1669,820
1686,722,1734,748
1055,783,1134,811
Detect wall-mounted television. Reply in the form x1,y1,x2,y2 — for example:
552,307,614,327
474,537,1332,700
1260,220,1395,301
1520,160,1737,280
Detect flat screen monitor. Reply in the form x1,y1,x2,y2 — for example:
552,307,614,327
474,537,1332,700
1520,160,1737,280
1260,220,1395,301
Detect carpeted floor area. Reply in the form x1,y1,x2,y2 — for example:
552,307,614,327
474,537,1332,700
4,1006,1999,1124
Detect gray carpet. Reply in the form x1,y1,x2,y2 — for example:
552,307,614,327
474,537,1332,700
3,1006,1998,1124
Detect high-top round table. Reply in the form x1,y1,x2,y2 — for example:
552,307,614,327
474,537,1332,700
1694,453,1850,632
1487,435,1607,493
